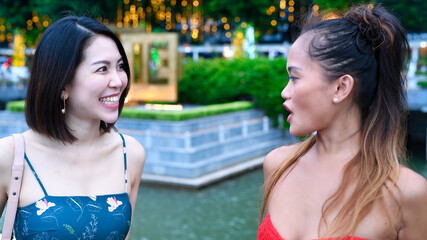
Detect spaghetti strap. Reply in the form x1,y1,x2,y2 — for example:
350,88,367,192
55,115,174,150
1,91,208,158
24,154,48,196
118,133,128,193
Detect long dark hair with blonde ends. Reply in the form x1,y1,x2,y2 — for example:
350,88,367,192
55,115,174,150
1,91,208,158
260,4,410,238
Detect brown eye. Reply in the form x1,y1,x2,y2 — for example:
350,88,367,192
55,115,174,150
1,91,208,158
288,76,297,82
96,66,107,72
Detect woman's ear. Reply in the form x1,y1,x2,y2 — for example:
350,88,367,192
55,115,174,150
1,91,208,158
61,89,68,100
332,74,354,103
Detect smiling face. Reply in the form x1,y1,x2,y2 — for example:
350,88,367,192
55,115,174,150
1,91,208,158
282,34,338,136
64,35,128,125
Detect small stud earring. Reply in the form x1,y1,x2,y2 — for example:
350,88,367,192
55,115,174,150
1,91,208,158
61,98,66,114
333,98,339,103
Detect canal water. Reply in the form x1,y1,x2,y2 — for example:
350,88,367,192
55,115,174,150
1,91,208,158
130,143,427,240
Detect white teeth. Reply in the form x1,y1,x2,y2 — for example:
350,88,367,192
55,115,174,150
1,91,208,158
100,96,119,105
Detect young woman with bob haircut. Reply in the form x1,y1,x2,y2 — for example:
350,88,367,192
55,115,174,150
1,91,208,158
0,16,145,239
258,4,427,240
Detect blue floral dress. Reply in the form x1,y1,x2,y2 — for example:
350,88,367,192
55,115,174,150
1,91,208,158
13,133,132,240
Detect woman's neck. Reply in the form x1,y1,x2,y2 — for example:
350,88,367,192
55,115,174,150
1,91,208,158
314,105,362,163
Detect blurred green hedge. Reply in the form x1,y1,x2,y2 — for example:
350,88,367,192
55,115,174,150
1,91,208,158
121,101,254,121
418,81,427,87
6,100,25,112
178,57,289,124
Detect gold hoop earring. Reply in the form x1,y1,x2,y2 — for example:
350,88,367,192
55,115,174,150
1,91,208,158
61,98,66,114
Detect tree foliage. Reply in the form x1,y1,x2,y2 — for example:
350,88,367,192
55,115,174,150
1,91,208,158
203,0,277,28
0,0,118,46
313,0,427,33
0,0,426,48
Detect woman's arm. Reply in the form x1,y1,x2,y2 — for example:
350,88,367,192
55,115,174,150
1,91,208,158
122,134,146,239
397,167,427,239
0,136,15,214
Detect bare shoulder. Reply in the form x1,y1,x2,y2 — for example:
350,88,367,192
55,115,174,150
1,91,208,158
397,166,427,200
0,136,15,193
0,136,15,173
120,134,146,169
396,166,427,237
263,144,298,180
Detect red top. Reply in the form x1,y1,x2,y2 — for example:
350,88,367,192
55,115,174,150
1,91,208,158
257,214,367,240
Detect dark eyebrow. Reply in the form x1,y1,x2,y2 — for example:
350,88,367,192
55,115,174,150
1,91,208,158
91,60,111,66
91,57,123,66
287,66,303,73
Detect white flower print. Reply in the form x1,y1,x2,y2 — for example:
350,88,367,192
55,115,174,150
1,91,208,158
106,196,122,212
35,199,56,216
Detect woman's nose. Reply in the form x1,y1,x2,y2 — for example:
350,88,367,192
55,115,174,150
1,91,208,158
281,82,291,100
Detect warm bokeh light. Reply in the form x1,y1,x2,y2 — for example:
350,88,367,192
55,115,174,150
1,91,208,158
6,33,12,42
280,0,286,9
313,5,319,11
133,43,140,53
191,32,198,39
0,0,325,49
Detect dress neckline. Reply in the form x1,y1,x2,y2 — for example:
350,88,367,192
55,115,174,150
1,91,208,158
262,214,368,240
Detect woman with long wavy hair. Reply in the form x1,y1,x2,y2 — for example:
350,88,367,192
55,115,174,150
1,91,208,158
258,4,427,240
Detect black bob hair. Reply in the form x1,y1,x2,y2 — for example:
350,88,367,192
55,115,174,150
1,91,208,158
25,16,131,143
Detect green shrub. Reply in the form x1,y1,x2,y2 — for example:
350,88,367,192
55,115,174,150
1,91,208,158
6,100,25,112
178,57,289,124
418,81,427,87
121,101,254,121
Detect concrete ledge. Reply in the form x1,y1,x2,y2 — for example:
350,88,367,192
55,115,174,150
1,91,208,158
141,156,264,188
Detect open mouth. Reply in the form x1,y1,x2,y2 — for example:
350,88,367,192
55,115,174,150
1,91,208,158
283,103,293,122
99,95,120,105
283,103,292,114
